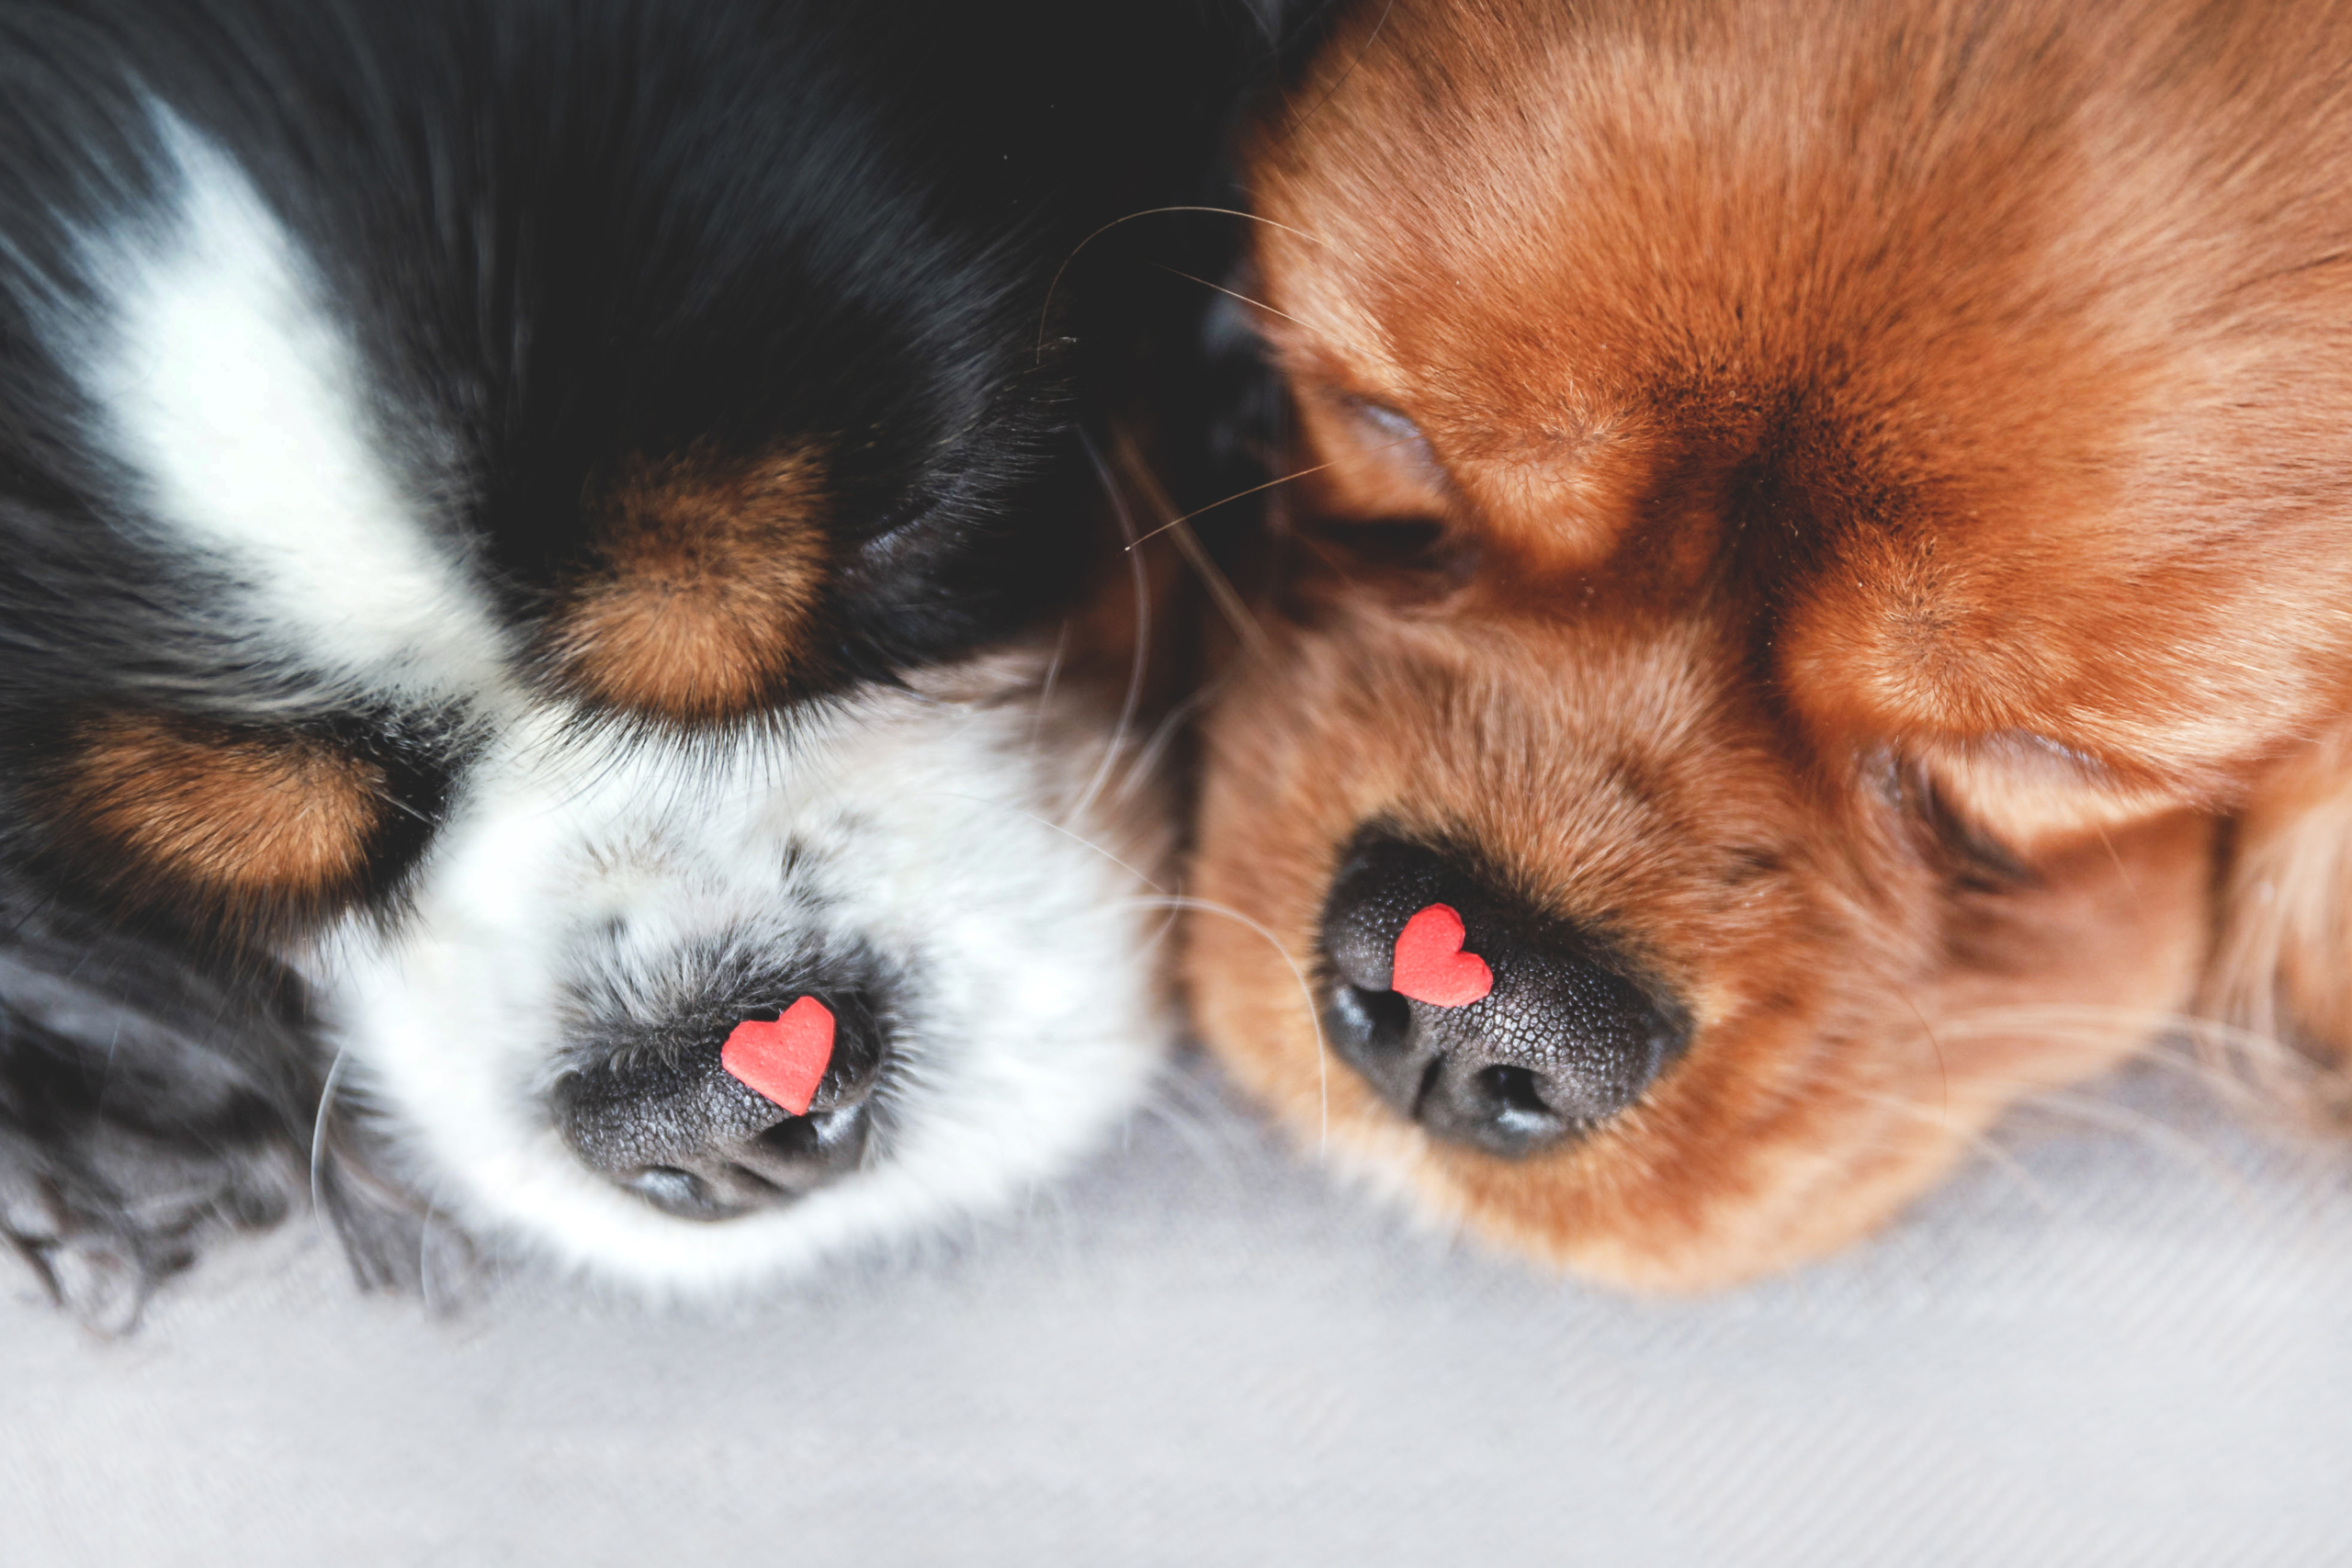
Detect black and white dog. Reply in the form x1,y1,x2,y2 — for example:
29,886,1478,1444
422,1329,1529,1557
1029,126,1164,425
0,0,1234,1326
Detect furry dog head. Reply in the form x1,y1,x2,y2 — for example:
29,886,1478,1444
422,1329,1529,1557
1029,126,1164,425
0,0,1236,1326
1188,0,2352,1287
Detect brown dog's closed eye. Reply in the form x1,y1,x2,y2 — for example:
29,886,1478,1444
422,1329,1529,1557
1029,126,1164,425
1188,0,2352,1287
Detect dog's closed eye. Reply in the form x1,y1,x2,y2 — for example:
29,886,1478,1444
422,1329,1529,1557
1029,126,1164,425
1283,389,1477,590
1344,398,1443,479
1293,387,1453,522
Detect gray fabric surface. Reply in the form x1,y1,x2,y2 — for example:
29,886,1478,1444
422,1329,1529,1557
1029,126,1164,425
5,1053,2347,1565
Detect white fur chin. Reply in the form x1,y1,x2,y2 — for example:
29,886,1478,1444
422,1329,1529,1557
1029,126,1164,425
314,690,1164,1298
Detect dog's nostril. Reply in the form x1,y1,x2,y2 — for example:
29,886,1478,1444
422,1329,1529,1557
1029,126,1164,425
624,1165,717,1215
753,1098,873,1168
1477,1064,1549,1117
1438,1061,1579,1154
553,989,888,1220
1324,979,1412,1065
1318,830,1690,1159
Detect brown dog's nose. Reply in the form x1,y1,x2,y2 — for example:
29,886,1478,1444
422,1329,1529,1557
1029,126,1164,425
1317,834,1689,1157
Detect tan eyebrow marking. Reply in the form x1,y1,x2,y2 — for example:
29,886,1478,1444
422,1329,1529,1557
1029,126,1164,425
548,444,830,725
57,711,386,908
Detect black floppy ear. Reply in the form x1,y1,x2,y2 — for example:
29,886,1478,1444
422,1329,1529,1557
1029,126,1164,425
0,874,321,1332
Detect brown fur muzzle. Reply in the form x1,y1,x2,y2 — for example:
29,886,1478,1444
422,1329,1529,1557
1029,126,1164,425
1185,0,2352,1287
1191,606,2212,1285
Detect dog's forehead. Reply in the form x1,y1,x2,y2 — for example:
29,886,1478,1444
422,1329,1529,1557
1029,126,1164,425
1261,1,2126,450
1260,0,2352,779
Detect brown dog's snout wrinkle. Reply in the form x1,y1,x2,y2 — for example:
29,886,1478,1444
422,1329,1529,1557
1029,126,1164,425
1318,833,1690,1157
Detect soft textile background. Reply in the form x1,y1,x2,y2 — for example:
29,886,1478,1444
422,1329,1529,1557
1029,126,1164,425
5,1054,2346,1565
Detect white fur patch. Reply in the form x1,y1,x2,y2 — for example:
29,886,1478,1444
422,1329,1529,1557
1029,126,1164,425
77,117,505,699
313,676,1164,1296
52,113,1164,1297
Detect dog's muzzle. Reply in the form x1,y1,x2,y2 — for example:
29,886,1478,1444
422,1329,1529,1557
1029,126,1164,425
1318,833,1690,1158
552,987,888,1221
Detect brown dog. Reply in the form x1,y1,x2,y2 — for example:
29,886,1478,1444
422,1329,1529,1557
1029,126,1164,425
1186,0,2352,1287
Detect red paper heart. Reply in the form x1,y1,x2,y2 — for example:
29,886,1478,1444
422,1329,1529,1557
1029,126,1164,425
1391,903,1493,1007
720,996,836,1116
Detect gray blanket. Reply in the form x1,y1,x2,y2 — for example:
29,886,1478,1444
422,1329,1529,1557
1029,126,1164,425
6,1055,2346,1565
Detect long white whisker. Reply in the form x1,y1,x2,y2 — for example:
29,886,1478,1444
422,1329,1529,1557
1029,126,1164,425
1122,433,1432,552
1114,679,1219,807
309,1044,350,1228
2027,1089,2267,1213
1132,895,1186,964
1027,617,1073,757
1072,431,1151,825
923,792,1166,894
1164,515,1272,660
1034,204,1336,364
1283,0,1400,137
1106,428,1272,660
1124,457,1342,548
1845,1086,2060,1217
1148,262,1310,328
1126,894,1329,1148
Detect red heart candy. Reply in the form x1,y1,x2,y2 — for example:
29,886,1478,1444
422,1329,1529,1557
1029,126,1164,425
720,996,836,1116
1391,903,1494,1007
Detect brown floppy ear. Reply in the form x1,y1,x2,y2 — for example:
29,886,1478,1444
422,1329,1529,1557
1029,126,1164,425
2204,723,2352,1112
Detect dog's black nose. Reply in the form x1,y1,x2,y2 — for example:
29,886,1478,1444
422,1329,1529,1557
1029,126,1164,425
1318,835,1689,1158
553,991,886,1220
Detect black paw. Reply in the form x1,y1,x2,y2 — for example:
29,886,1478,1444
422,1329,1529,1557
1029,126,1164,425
0,880,319,1331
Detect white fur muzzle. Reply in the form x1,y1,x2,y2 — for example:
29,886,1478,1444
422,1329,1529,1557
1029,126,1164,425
318,688,1162,1296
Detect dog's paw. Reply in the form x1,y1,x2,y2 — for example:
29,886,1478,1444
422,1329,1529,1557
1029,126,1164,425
0,879,322,1331
0,1118,300,1333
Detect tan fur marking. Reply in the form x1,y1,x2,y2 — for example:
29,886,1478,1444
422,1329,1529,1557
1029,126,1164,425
62,713,384,902
552,446,828,723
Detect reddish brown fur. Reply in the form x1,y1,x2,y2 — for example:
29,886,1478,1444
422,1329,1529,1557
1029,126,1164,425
1188,0,2352,1286
50,712,386,928
550,446,828,723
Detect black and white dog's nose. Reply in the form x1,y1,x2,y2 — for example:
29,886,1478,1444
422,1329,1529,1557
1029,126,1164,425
1318,834,1689,1158
554,989,887,1220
